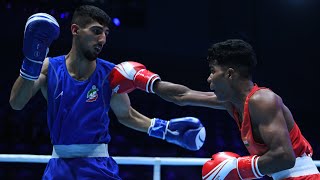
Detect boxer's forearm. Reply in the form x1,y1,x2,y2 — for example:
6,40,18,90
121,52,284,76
117,107,151,133
9,76,35,110
153,81,224,109
153,81,191,106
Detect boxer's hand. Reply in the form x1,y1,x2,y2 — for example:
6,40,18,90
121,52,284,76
20,13,60,81
108,61,160,93
148,117,206,151
202,152,264,180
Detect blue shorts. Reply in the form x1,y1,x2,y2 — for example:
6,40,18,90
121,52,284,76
42,157,121,180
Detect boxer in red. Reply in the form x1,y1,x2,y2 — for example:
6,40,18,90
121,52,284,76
113,39,320,179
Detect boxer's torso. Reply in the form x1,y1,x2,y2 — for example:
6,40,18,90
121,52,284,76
226,84,313,157
46,55,115,145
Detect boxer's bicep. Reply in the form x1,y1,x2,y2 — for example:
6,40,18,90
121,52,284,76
250,92,292,152
110,93,131,120
249,91,295,174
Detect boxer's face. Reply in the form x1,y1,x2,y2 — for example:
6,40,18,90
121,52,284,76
76,21,110,61
207,61,232,101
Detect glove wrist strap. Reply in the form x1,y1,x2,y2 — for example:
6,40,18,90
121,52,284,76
237,155,264,179
148,118,169,140
20,57,43,81
134,69,161,93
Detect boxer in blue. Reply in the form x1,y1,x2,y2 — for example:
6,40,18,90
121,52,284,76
9,5,206,180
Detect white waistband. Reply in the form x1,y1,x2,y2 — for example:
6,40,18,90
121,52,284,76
271,154,319,180
52,144,109,158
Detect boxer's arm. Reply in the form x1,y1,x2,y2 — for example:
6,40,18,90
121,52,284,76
110,93,151,132
110,93,206,150
10,13,58,110
153,81,226,110
10,58,48,110
249,90,295,175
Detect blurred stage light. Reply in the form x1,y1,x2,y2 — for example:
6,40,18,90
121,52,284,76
2,1,146,28
113,18,120,26
6,3,12,9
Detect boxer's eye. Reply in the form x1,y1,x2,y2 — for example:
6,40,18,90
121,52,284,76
91,27,103,35
94,29,102,35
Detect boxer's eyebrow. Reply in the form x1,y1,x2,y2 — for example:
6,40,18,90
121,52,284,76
90,26,110,35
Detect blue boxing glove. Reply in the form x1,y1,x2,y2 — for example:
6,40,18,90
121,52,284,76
148,117,206,151
20,13,60,81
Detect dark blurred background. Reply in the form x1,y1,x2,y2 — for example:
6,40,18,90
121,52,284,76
0,0,320,179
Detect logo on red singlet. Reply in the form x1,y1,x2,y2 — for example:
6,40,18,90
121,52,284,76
86,85,99,102
243,139,249,147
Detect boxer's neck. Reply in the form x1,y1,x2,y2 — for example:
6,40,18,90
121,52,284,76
229,80,254,112
65,52,96,81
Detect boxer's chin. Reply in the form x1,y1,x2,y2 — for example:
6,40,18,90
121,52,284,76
84,50,98,61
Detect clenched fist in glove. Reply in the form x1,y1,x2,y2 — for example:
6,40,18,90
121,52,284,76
148,117,206,151
20,13,60,81
202,152,264,180
108,61,160,93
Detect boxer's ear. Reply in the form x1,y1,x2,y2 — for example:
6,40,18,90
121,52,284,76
71,24,80,35
226,68,234,79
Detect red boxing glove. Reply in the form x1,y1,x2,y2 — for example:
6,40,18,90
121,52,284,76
109,61,160,93
134,68,161,93
108,61,142,93
202,152,264,180
202,152,241,180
